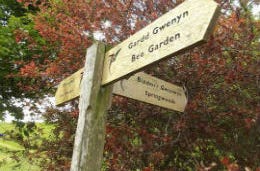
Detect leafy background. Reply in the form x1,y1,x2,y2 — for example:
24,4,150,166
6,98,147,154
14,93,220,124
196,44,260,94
0,0,259,170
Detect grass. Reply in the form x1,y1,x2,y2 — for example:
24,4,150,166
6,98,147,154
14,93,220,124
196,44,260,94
0,139,24,151
0,139,41,171
0,151,41,171
0,122,55,171
0,122,14,132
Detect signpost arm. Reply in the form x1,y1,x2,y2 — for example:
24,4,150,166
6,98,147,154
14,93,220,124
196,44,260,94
70,42,113,171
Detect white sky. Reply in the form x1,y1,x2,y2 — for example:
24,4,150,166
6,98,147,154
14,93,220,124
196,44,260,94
252,4,260,18
3,97,55,123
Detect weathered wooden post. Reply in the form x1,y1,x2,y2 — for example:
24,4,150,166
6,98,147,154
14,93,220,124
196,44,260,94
70,42,113,171
53,1,220,170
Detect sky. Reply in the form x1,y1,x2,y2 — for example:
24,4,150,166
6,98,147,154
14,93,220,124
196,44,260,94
3,97,55,123
252,4,260,18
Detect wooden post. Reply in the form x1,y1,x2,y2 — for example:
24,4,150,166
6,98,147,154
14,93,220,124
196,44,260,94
70,42,113,171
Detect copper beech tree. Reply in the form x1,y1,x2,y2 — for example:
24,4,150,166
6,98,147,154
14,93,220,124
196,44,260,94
11,0,260,170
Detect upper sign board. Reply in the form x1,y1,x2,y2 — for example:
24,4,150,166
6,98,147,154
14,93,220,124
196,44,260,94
101,0,220,85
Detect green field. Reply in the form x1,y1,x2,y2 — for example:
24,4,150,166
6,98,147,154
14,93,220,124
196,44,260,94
0,122,54,171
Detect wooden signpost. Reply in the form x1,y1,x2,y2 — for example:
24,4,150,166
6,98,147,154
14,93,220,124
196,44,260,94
54,0,220,170
55,70,187,112
70,43,113,171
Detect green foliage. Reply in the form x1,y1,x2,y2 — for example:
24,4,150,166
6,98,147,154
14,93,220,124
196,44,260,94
0,0,26,24
0,122,54,171
0,0,48,121
0,0,260,170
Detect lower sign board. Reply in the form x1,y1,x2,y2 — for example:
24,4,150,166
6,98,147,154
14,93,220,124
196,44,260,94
113,72,187,112
55,69,187,112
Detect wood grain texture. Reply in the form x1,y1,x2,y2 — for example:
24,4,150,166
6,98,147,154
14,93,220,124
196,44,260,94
101,0,220,85
70,43,113,171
